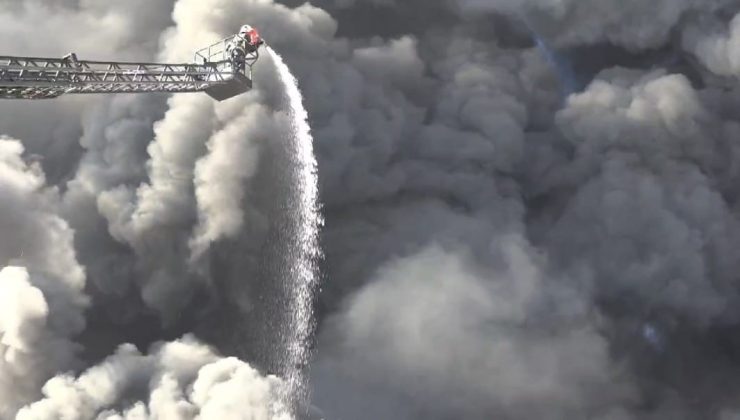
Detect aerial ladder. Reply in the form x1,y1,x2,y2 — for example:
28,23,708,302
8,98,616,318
0,25,264,102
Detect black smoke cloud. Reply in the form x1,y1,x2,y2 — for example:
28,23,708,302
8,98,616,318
3,0,740,419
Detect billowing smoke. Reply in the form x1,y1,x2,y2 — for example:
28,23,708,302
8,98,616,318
16,335,289,420
1,0,329,417
0,138,87,418
4,0,740,419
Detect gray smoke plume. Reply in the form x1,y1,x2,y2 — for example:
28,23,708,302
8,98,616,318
0,137,87,417
4,0,740,419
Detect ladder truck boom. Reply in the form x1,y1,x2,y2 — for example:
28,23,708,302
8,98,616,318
0,27,264,102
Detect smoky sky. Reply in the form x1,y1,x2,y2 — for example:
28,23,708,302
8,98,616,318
3,0,740,419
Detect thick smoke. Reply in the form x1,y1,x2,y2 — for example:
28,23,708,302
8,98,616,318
458,0,736,50
1,0,330,418
4,0,740,419
17,335,289,420
300,1,740,419
682,12,740,77
315,240,635,419
0,138,87,417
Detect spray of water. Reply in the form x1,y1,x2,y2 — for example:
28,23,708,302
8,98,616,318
520,17,579,98
267,46,324,413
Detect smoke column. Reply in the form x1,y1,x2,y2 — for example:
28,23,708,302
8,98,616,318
267,46,323,410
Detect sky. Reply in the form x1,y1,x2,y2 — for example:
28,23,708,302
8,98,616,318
3,0,740,419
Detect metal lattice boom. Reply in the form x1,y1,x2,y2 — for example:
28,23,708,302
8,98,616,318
0,35,258,101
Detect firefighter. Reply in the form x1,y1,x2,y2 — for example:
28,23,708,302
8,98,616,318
226,24,264,73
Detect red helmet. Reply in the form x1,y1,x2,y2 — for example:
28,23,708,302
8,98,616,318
239,24,262,46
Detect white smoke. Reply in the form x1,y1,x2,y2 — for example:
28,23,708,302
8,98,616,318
682,11,740,77
0,266,82,418
0,138,88,417
16,335,290,420
189,100,267,259
313,237,634,419
0,135,290,420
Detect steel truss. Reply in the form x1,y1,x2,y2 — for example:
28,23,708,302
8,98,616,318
0,36,258,100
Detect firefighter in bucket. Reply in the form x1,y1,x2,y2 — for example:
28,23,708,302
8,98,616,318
226,24,264,73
